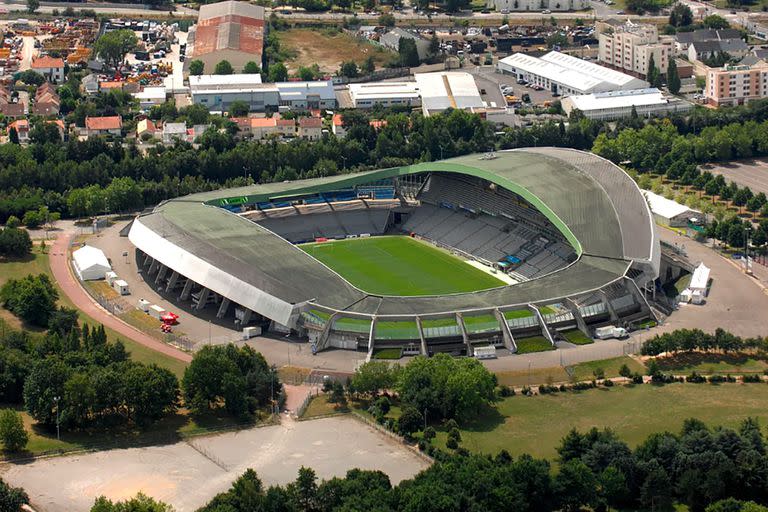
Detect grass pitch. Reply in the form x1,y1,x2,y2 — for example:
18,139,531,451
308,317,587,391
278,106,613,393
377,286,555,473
300,236,505,296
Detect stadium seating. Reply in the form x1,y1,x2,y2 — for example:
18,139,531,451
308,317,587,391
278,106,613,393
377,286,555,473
402,173,576,279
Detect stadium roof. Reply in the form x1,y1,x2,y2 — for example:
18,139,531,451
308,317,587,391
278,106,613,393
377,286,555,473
130,149,657,321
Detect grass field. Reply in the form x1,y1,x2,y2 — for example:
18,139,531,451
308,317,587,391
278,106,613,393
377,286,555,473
654,351,768,374
560,329,594,345
495,356,645,387
301,236,505,296
277,28,395,74
432,383,768,459
515,336,554,354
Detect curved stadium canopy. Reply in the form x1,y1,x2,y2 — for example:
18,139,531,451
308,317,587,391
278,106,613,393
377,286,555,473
129,148,659,325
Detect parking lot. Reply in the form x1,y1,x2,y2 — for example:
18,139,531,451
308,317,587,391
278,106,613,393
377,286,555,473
703,158,768,197
1,416,430,512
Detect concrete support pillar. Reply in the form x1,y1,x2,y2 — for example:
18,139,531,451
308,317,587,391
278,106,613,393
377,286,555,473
494,308,517,353
415,316,428,356
599,290,620,323
165,271,179,293
366,316,377,362
179,279,194,301
564,298,591,338
148,258,159,275
216,298,231,319
154,265,168,285
529,304,555,346
194,288,210,310
240,308,253,325
455,312,472,356
142,255,153,269
624,277,659,323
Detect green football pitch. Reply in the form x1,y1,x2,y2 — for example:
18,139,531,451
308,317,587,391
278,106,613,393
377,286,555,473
299,236,506,296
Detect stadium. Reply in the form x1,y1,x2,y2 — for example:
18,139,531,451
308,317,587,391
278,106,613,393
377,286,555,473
128,147,660,357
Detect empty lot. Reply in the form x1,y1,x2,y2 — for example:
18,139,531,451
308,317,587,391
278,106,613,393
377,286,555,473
1,416,429,512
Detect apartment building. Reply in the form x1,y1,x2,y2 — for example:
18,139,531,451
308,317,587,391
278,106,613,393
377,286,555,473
598,21,671,78
705,62,768,107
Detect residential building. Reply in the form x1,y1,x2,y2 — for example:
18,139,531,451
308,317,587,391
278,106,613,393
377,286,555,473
379,28,431,61
187,0,265,73
331,114,346,139
249,117,279,139
497,51,648,96
414,71,485,116
81,74,99,95
33,82,60,116
189,74,335,112
348,81,421,108
705,61,768,106
298,116,322,140
675,28,744,55
162,122,188,144
597,21,671,77
136,118,159,140
84,116,122,138
31,55,65,83
134,86,167,109
7,119,29,143
275,118,295,137
561,88,692,121
487,0,588,11
688,39,749,63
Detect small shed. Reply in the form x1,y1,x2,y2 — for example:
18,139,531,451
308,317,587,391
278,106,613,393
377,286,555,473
112,279,130,296
72,245,111,281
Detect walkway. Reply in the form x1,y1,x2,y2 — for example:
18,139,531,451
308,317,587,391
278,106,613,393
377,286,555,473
49,232,191,363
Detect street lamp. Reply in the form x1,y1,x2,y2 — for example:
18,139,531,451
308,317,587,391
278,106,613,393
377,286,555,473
53,396,60,441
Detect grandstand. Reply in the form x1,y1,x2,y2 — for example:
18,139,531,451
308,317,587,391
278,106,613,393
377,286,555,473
129,148,660,358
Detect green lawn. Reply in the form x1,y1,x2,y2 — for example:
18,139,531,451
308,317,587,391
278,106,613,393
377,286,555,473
376,320,420,340
560,328,594,345
569,356,645,382
515,336,554,354
300,236,505,296
372,348,403,359
504,310,533,319
495,356,644,387
432,383,768,460
300,394,349,419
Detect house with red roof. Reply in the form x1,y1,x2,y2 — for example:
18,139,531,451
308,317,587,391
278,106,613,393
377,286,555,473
31,55,65,84
331,113,346,139
8,119,30,143
84,116,122,138
298,116,322,140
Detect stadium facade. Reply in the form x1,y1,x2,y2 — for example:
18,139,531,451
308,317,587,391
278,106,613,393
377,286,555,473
129,148,660,357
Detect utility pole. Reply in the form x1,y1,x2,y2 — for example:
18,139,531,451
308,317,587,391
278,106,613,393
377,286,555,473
53,396,60,441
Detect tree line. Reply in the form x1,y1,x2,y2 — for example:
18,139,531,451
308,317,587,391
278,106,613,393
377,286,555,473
641,327,766,356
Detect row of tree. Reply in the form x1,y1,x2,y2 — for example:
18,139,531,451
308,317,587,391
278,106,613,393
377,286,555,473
641,327,765,356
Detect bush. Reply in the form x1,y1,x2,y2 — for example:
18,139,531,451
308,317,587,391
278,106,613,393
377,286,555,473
446,437,458,449
5,216,19,229
374,396,391,415
0,409,27,452
498,385,513,397
603,378,614,387
708,375,726,383
448,427,462,443
743,374,762,383
423,426,436,442
632,373,644,384
444,419,458,431
418,439,427,451
686,371,706,383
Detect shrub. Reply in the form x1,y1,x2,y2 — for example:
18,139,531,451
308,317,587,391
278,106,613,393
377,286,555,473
498,385,513,397
0,409,27,452
632,373,644,384
743,374,762,383
423,426,436,442
603,378,614,387
686,371,706,383
444,419,458,431
418,439,427,451
708,375,726,383
448,427,462,443
446,437,458,449
374,396,391,415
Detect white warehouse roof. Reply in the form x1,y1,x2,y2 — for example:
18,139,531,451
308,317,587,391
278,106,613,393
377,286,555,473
565,88,668,111
498,51,647,94
414,71,484,115
189,73,263,92
348,82,420,102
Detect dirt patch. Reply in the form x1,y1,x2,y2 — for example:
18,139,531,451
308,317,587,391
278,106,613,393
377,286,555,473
278,28,395,74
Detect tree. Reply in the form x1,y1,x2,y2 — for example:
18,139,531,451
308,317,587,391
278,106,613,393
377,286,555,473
214,60,234,75
8,127,18,145
398,38,420,67
26,0,39,14
0,409,27,452
0,228,32,258
704,14,730,29
647,54,662,89
189,59,205,76
0,478,28,511
351,361,398,397
619,364,632,378
398,405,422,436
339,61,359,79
17,70,44,86
429,33,440,57
243,61,261,74
93,29,138,69
378,12,396,27
228,100,250,117
91,492,173,512
554,459,599,512
267,62,288,82
669,3,693,27
667,58,681,95
361,55,376,74
104,177,143,214
0,274,59,327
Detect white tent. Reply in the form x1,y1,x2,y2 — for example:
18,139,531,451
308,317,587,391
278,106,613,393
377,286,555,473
688,262,710,294
72,245,111,281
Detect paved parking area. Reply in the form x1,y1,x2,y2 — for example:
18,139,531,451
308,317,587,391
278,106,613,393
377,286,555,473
1,416,429,512
703,158,768,196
